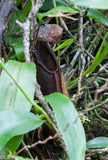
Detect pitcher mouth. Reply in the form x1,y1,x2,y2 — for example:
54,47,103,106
34,41,59,74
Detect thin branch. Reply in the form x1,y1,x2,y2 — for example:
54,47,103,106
16,0,45,62
84,98,108,113
16,19,30,62
78,7,86,92
15,120,76,158
16,131,60,155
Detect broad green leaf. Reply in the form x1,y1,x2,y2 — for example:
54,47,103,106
45,93,86,160
54,39,74,52
0,60,36,111
67,0,108,9
0,61,36,156
87,9,108,26
86,137,108,149
0,60,36,156
12,44,24,61
0,110,43,150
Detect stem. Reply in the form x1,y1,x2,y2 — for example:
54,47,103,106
52,0,59,25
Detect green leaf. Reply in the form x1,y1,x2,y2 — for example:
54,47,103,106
0,60,36,111
68,32,108,89
45,93,86,160
0,59,4,69
54,39,74,52
40,0,53,11
0,60,36,156
12,44,24,61
84,32,108,76
1,135,23,158
7,49,17,61
56,0,67,5
0,110,43,150
19,0,32,21
36,6,76,21
15,0,25,7
67,0,108,9
87,9,108,26
7,44,24,61
86,137,108,149
54,6,76,13
3,10,23,45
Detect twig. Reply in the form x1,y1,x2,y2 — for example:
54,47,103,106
84,98,108,112
2,44,7,62
16,119,77,158
16,0,45,62
60,17,69,31
94,82,108,101
34,0,45,13
70,48,81,67
78,7,86,91
16,131,60,155
16,18,30,62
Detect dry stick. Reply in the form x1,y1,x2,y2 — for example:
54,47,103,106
16,0,45,62
2,45,7,62
84,98,108,113
94,82,108,102
16,119,77,156
78,7,86,92
16,19,30,62
85,148,108,158
16,131,59,155
70,48,81,68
